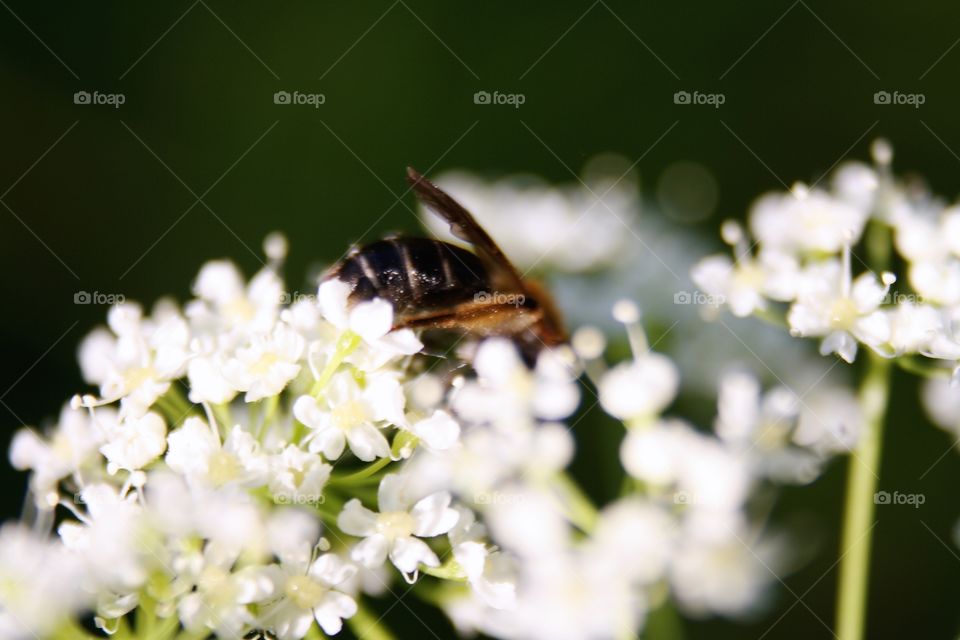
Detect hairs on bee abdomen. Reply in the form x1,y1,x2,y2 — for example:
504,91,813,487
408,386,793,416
329,237,490,314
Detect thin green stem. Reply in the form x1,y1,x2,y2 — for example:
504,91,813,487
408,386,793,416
752,305,788,329
51,620,100,640
835,351,891,640
212,402,233,432
553,471,599,532
137,594,157,639
257,395,279,442
895,356,950,379
328,456,393,486
643,597,684,640
347,601,397,640
151,614,181,640
310,331,361,397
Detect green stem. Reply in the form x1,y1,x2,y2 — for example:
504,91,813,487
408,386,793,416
835,351,891,640
328,456,393,486
310,332,361,397
895,356,950,379
643,597,684,640
137,595,157,639
752,305,788,329
257,395,279,442
212,402,233,433
152,614,181,640
51,620,100,640
347,601,398,640
553,472,599,532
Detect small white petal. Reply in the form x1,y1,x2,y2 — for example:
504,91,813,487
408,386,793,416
350,534,390,568
411,492,460,537
390,536,440,574
337,500,378,537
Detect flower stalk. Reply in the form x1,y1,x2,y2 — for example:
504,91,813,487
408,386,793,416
835,349,891,640
346,602,397,640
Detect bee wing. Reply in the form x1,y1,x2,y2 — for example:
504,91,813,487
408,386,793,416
406,166,527,293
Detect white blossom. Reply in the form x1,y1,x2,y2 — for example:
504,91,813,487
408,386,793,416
338,474,459,579
293,371,400,462
223,322,305,402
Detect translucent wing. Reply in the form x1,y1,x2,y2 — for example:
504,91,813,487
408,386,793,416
406,166,527,294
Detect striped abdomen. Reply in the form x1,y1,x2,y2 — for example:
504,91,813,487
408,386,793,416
326,237,492,316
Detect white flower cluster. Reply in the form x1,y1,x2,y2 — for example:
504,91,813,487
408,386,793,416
3,236,859,640
692,141,960,368
420,170,638,273
436,305,863,639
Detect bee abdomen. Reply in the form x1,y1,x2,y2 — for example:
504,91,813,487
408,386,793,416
328,237,490,315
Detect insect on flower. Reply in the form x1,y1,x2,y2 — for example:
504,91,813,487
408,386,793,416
323,167,566,359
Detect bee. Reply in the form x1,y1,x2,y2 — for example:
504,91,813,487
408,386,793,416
323,167,565,359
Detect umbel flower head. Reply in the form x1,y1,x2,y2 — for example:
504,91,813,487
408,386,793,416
692,140,960,372
6,190,862,640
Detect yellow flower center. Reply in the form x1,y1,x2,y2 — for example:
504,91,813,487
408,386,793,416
124,366,157,391
376,511,415,540
250,352,279,376
331,400,366,432
224,297,255,324
733,262,765,290
285,575,326,610
198,565,238,608
207,451,241,486
829,297,859,330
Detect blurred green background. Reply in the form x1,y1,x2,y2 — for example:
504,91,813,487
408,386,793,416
2,1,959,638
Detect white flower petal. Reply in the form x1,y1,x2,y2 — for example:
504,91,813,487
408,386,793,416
337,500,378,537
411,492,460,537
389,536,439,574
350,534,389,568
